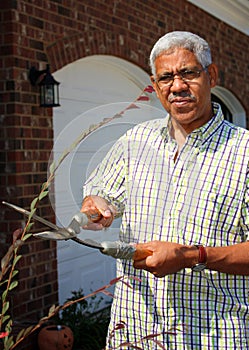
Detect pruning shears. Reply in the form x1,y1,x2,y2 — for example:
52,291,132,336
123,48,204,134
2,201,152,260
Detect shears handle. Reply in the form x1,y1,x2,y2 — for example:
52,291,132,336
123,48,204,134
101,241,152,260
74,213,152,260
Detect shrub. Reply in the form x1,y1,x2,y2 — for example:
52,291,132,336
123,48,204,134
53,289,111,350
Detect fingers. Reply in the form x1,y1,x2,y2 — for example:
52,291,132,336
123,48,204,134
133,256,164,278
133,241,185,277
95,215,113,228
133,241,166,277
83,221,106,231
133,244,153,260
80,195,116,229
133,258,147,269
133,245,154,270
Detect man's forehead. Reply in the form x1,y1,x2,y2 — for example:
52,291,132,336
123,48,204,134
156,47,196,59
154,49,199,70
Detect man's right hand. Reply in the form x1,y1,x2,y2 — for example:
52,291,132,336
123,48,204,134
80,195,116,230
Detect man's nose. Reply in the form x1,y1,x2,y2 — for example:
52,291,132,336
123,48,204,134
170,76,188,91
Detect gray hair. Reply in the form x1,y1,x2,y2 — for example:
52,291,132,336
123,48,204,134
149,31,212,76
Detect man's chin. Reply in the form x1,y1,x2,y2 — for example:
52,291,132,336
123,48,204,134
170,111,203,133
171,110,197,124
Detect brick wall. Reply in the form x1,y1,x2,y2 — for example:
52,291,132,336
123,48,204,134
0,0,248,348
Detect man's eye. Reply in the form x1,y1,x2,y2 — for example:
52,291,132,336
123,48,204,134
181,70,197,79
158,75,173,82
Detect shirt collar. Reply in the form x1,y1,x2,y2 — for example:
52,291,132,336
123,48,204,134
161,102,224,144
190,102,224,142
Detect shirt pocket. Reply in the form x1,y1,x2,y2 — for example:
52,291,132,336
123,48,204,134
206,191,243,243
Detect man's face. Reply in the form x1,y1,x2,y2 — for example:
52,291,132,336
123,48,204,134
151,48,218,133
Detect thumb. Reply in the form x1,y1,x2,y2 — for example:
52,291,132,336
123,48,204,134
99,208,112,218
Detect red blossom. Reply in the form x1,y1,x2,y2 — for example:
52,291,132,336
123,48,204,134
137,96,149,101
144,85,155,93
101,290,114,297
126,103,139,110
0,332,9,338
113,322,126,331
109,276,123,285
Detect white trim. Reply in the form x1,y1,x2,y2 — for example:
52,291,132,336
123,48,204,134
53,55,165,305
212,86,247,128
187,0,249,35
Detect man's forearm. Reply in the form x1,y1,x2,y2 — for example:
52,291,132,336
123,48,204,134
133,241,249,277
205,241,249,275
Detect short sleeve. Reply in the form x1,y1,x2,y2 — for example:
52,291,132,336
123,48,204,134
83,137,127,215
241,167,249,240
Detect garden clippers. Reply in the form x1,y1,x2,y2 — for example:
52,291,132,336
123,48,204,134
2,201,151,260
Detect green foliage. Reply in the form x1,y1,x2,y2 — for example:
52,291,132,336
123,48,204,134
54,289,111,350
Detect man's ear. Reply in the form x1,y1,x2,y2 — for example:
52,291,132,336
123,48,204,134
207,63,218,88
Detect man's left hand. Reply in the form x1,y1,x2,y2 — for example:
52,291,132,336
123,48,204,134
133,241,197,277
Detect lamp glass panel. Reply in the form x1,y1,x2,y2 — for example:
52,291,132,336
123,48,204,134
44,85,54,105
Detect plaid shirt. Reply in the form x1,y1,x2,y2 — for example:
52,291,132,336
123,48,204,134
84,103,249,349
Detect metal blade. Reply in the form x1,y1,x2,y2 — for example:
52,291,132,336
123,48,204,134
2,201,60,231
72,237,104,250
34,231,104,249
2,201,103,250
33,230,76,240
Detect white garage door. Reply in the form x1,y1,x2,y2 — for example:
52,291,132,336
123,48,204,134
52,55,165,305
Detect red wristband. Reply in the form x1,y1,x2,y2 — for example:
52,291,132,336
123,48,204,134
195,245,207,264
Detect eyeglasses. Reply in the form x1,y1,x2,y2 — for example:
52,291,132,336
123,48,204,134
155,67,208,89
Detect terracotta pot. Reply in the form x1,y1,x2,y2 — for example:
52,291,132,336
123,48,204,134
38,325,74,350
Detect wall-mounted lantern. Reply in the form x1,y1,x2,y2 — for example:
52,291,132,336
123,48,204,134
29,64,60,107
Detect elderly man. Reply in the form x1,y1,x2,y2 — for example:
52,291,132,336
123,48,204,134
81,32,249,349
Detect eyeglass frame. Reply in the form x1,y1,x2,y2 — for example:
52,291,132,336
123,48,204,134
153,66,209,89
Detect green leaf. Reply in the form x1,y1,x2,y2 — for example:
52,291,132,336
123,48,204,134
1,247,14,270
30,198,38,210
1,315,10,324
16,328,25,342
2,290,8,302
28,208,36,218
5,318,13,330
60,150,68,158
22,233,33,241
2,301,10,314
13,255,22,267
39,316,49,322
49,161,56,174
38,190,49,201
23,325,34,337
11,270,19,278
26,222,34,231
9,280,18,291
48,304,56,316
0,280,8,287
41,182,48,190
3,335,14,349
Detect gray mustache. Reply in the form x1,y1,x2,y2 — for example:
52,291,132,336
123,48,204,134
168,92,196,102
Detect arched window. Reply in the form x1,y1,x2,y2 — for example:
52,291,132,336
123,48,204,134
211,93,232,123
53,55,164,305
211,86,247,128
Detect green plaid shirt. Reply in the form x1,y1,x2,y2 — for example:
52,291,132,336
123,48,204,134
84,103,249,349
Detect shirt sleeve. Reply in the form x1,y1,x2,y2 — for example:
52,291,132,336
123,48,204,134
241,166,249,240
83,137,127,215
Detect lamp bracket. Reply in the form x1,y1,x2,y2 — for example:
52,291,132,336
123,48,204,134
29,66,48,86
